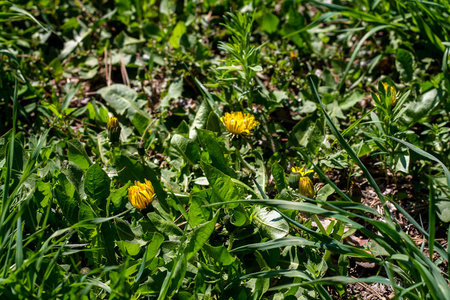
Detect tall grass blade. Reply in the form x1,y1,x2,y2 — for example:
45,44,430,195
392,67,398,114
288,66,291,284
387,135,450,189
309,77,390,213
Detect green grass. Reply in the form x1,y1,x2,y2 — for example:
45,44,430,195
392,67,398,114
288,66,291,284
0,1,449,299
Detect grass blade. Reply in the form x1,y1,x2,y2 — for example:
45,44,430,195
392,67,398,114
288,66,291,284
387,135,450,189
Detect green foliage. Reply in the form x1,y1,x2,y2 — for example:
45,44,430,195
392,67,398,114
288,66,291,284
1,0,449,299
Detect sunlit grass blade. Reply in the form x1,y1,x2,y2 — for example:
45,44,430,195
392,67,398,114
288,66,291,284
336,25,391,93
428,181,436,260
231,236,379,261
389,200,448,261
241,269,332,300
387,135,450,188
309,77,389,211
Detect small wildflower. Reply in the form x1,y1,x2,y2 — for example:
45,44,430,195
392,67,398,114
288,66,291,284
107,117,121,146
128,179,155,210
376,82,397,107
291,167,313,177
290,51,298,59
220,112,260,135
290,167,315,198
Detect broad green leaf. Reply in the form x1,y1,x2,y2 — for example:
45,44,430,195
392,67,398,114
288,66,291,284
58,173,76,198
436,200,450,223
394,154,409,173
252,207,289,239
169,21,186,48
34,181,52,207
316,184,334,202
339,89,365,111
60,161,84,197
185,212,219,260
260,13,279,34
400,88,442,126
189,100,211,140
291,115,325,153
169,134,200,166
132,113,151,136
204,244,236,266
115,218,135,241
114,31,145,54
78,200,97,224
146,232,165,262
117,240,142,257
197,129,234,177
147,212,183,237
201,162,241,208
206,111,222,134
55,185,79,225
98,84,149,120
188,190,212,227
67,139,92,170
85,164,111,204
271,163,287,193
395,49,414,82
160,77,184,109
110,181,131,211
231,204,250,227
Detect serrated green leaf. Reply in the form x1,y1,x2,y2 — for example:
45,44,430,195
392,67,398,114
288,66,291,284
85,164,110,204
201,162,241,208
169,134,200,166
396,49,414,82
253,207,289,239
55,185,79,225
98,84,149,120
271,163,287,193
115,218,135,241
67,139,92,170
197,129,234,177
185,212,219,260
189,100,211,140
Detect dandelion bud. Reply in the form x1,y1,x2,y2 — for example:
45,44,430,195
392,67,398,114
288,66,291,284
299,176,315,199
288,172,301,189
107,117,121,146
128,179,155,210
349,180,362,202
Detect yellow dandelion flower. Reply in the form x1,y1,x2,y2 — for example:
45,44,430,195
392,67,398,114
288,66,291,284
128,179,155,210
220,112,260,135
291,167,313,177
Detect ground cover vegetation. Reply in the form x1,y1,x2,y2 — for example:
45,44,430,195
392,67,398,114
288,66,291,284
1,0,450,299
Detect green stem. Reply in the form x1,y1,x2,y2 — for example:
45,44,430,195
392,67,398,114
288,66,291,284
235,147,256,175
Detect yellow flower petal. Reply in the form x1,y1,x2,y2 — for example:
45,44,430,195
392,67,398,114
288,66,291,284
220,112,260,135
128,179,155,210
299,176,315,199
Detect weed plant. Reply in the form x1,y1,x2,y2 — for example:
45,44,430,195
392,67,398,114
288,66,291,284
0,1,450,299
